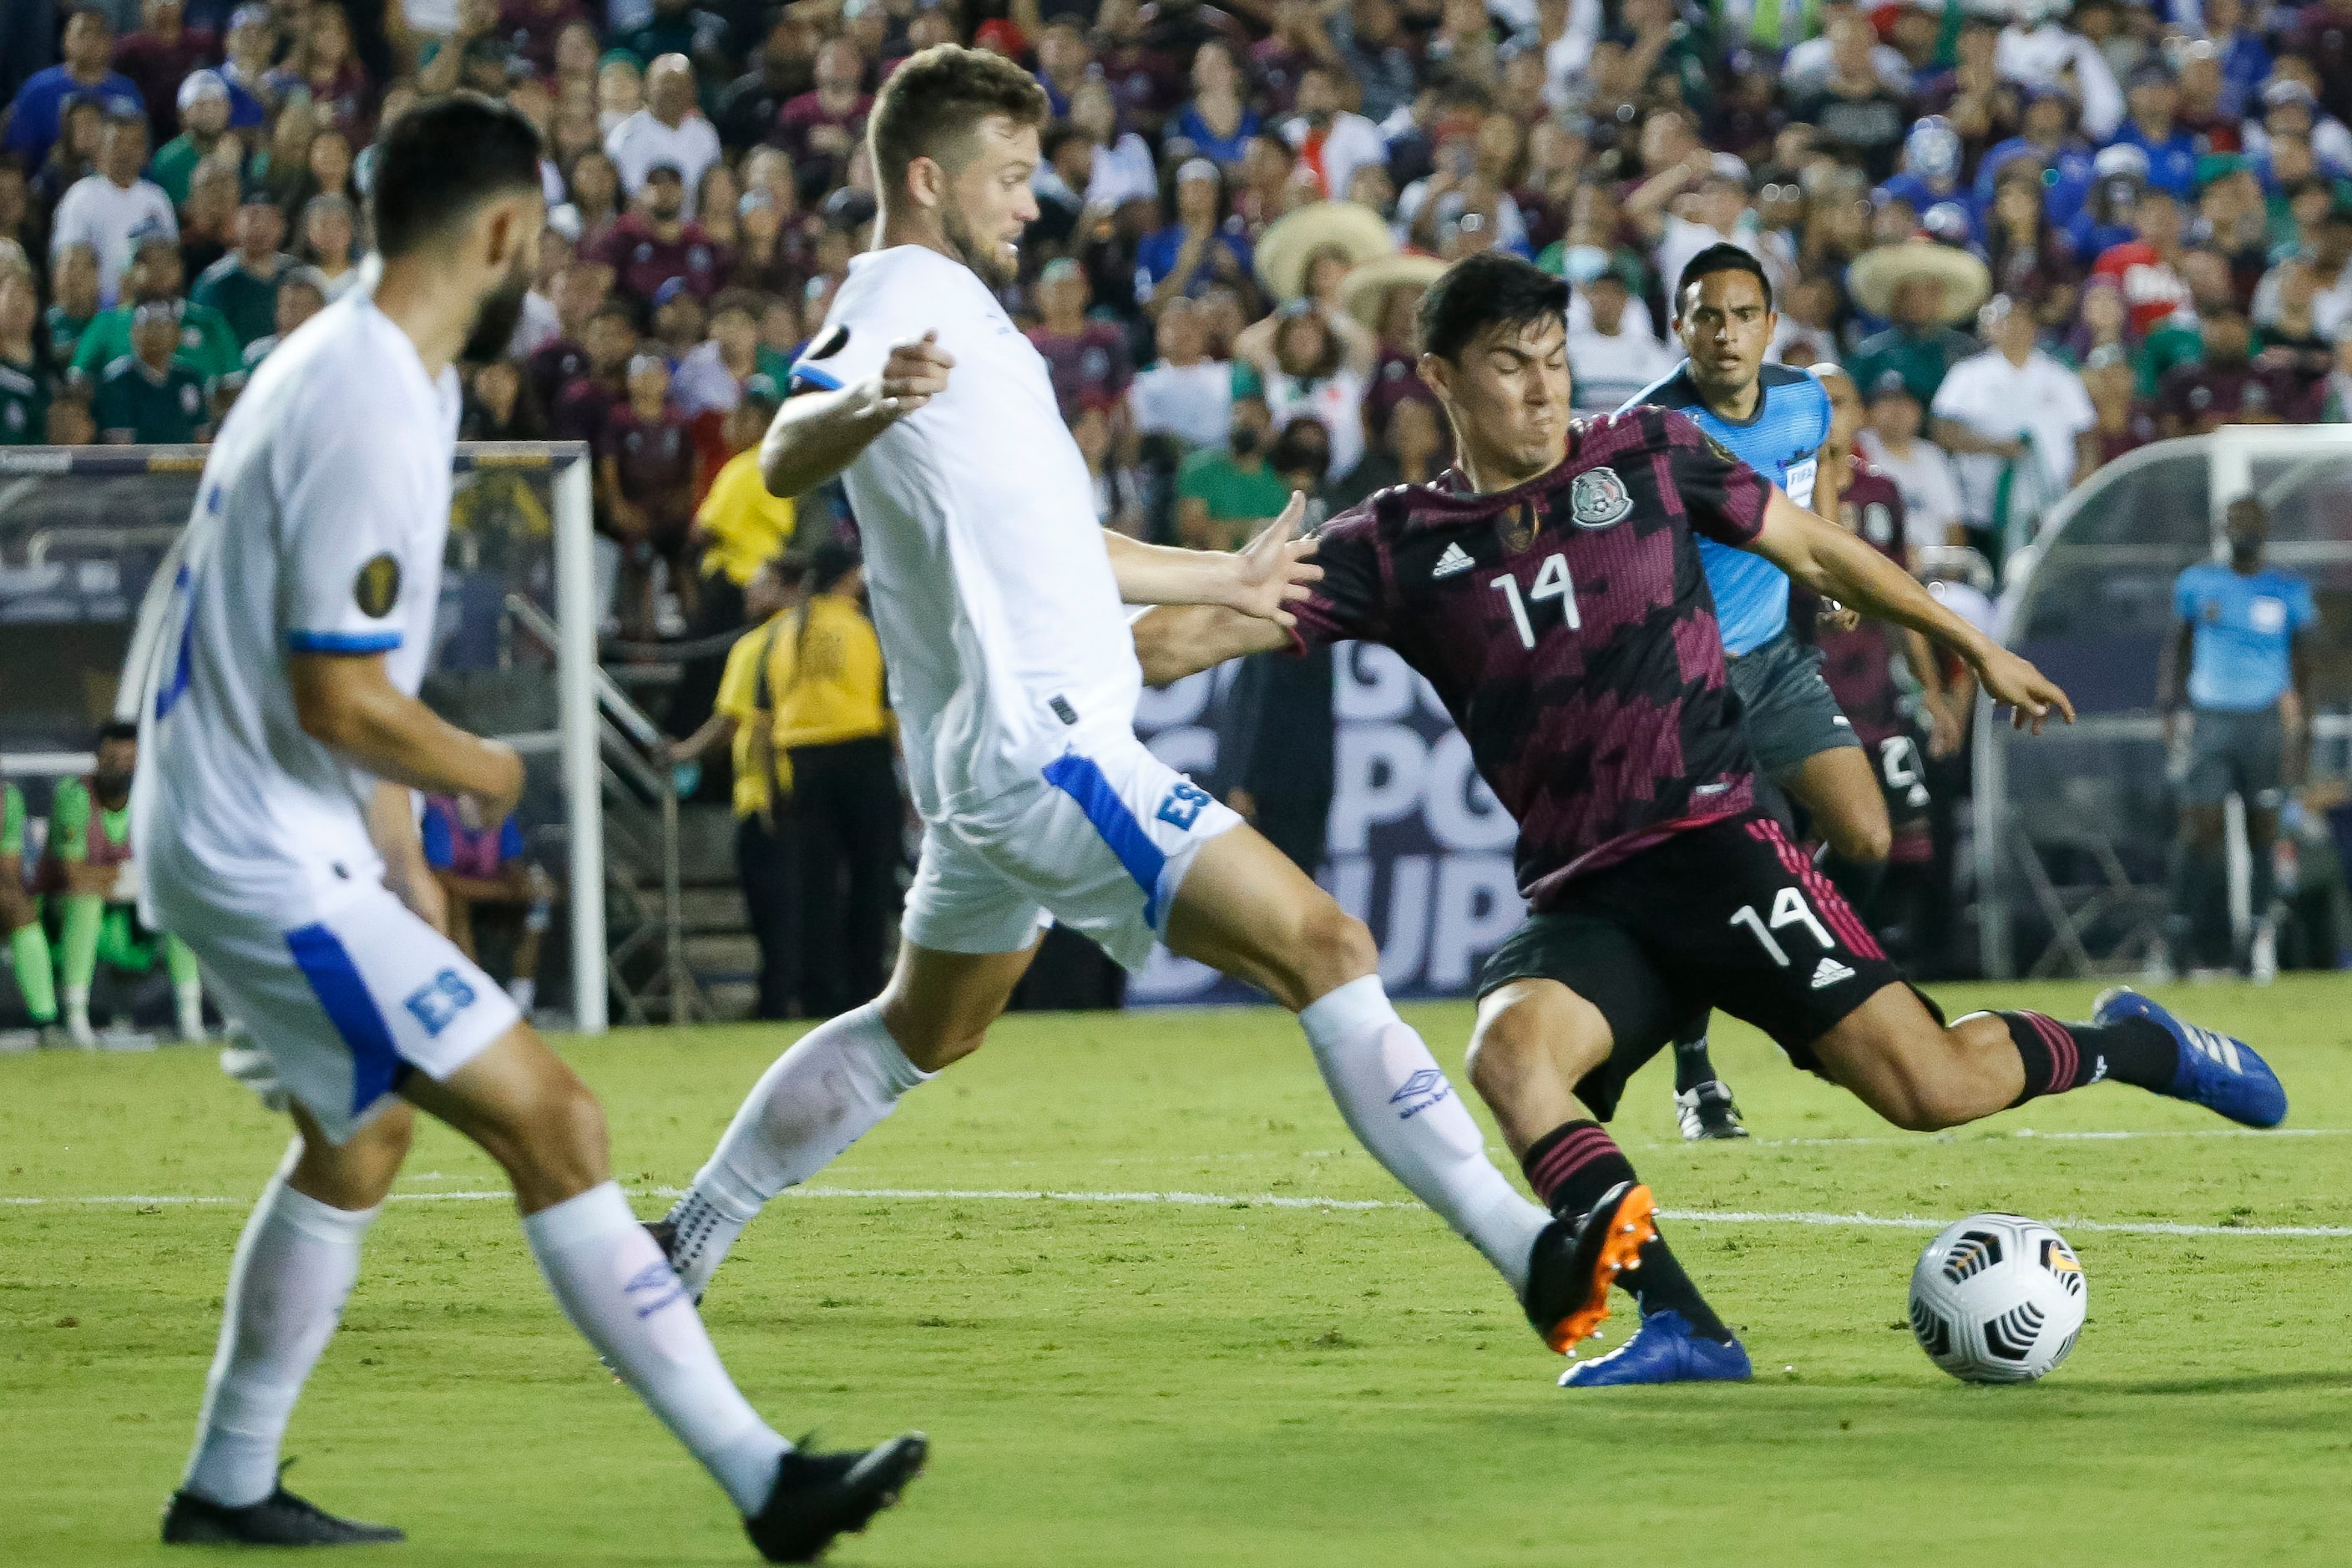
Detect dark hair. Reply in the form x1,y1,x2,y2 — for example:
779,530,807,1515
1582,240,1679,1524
97,720,139,746
1416,252,1569,362
1674,242,1773,316
869,43,1049,189
368,94,544,260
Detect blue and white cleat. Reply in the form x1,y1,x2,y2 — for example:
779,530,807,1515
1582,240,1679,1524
1557,1310,1753,1388
2092,986,2287,1129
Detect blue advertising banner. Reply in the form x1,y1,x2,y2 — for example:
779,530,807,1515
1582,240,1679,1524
1126,642,1525,1005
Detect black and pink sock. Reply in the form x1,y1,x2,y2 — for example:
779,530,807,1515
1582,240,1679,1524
1519,1120,1730,1343
2000,1011,2175,1105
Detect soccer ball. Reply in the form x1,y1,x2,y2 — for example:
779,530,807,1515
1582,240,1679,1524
1907,1214,2087,1383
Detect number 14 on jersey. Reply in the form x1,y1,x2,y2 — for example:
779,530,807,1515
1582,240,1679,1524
1490,553,1578,650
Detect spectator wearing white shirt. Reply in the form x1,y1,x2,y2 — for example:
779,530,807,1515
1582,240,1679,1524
1281,64,1387,205
1127,297,1234,454
1996,15,2124,141
1858,369,1966,554
1567,263,1676,412
604,53,721,219
48,109,175,307
1930,295,2097,537
1627,145,1788,310
1071,79,1157,211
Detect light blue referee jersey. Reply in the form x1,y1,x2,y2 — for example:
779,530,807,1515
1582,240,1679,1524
1621,362,1833,655
2175,562,2317,712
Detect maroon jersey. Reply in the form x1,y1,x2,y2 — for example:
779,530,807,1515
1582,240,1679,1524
599,406,698,537
1293,407,1772,906
590,215,730,307
2157,360,2318,432
1807,460,1909,748
1026,323,1133,420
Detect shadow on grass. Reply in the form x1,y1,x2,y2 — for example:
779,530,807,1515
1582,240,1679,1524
2058,1368,2352,1397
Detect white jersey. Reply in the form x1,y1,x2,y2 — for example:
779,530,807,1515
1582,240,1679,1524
132,292,460,926
791,246,1142,818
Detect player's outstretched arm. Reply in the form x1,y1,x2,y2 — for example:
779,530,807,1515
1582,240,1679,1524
1103,492,1322,620
1746,487,2076,734
290,653,525,820
1130,604,1294,686
758,332,955,498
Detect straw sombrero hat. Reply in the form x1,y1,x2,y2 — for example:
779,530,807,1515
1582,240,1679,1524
1254,200,1396,302
1338,250,1449,331
1846,238,1992,326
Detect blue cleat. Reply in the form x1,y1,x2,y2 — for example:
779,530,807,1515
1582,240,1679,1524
1557,1310,1752,1388
2093,987,2287,1129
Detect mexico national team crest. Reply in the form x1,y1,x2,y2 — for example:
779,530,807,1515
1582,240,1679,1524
1569,466,1633,529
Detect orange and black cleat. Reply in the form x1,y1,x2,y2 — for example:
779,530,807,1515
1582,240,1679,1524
1521,1181,1659,1354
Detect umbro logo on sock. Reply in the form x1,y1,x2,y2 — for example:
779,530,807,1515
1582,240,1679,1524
1389,1067,1453,1120
1810,957,1854,989
1431,542,1474,579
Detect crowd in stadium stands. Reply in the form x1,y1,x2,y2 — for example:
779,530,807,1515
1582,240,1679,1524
3,0,2347,994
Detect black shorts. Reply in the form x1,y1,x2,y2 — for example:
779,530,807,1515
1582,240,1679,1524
1476,812,1904,1120
1727,630,1862,783
1866,726,1934,841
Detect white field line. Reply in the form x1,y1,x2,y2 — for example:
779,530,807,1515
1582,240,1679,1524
4,1182,2349,1238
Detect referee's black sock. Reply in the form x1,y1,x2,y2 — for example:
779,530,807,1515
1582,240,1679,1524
1818,849,1886,925
1999,1011,2177,1105
1671,1016,1717,1093
1521,1120,1733,1343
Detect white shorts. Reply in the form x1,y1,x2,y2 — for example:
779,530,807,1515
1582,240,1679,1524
903,737,1242,972
162,881,520,1144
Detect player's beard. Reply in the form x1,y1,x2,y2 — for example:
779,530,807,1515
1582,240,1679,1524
460,252,534,365
942,199,1016,290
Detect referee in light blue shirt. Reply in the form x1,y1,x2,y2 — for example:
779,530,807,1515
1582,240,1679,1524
2157,496,2316,983
1620,244,1858,1141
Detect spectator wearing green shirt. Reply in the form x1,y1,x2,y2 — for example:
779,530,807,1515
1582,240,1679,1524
92,301,210,443
190,194,293,347
70,233,241,387
1849,275,1980,408
152,71,240,208
0,269,50,446
43,243,102,366
1177,394,1292,551
238,265,326,371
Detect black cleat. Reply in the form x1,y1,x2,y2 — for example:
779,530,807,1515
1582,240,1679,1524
161,1485,405,1546
1675,1080,1749,1141
745,1434,928,1564
643,1216,702,1305
1520,1180,1659,1354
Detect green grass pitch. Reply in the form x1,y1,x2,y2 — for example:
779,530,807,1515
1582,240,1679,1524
7,978,2352,1565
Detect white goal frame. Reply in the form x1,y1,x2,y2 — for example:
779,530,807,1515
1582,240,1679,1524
6,442,606,1034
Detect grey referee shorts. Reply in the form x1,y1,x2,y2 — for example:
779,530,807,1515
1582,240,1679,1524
2183,706,2286,811
1727,629,1862,784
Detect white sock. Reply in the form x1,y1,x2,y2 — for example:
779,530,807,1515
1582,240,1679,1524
668,1003,932,1297
522,1181,788,1515
176,981,205,1039
1298,975,1551,1296
183,1162,376,1508
505,977,536,1014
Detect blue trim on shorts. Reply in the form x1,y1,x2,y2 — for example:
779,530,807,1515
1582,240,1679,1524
286,629,402,654
284,923,409,1116
1042,751,1167,928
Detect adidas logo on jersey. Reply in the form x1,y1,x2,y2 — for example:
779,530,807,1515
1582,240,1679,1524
1810,957,1854,989
1431,542,1474,579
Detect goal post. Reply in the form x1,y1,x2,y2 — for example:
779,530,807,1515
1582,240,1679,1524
0,441,607,1034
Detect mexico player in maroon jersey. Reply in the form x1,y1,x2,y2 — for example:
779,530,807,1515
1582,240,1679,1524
1135,254,2288,1387
1803,364,1960,959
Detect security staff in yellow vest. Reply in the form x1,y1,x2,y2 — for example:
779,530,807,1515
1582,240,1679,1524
762,538,897,1016
668,555,806,1019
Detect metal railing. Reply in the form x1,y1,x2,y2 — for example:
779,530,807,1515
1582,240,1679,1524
503,594,702,1024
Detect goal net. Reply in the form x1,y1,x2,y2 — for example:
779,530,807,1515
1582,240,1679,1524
0,443,607,1034
1976,425,2352,979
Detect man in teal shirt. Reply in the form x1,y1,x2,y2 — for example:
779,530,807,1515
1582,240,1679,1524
91,301,210,443
151,71,240,207
2157,496,2317,982
71,234,242,387
190,195,292,348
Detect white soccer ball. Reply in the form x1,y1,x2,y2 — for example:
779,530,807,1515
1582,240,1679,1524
1907,1213,2087,1383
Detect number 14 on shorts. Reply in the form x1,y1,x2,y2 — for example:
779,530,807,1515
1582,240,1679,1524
1728,886,1836,968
